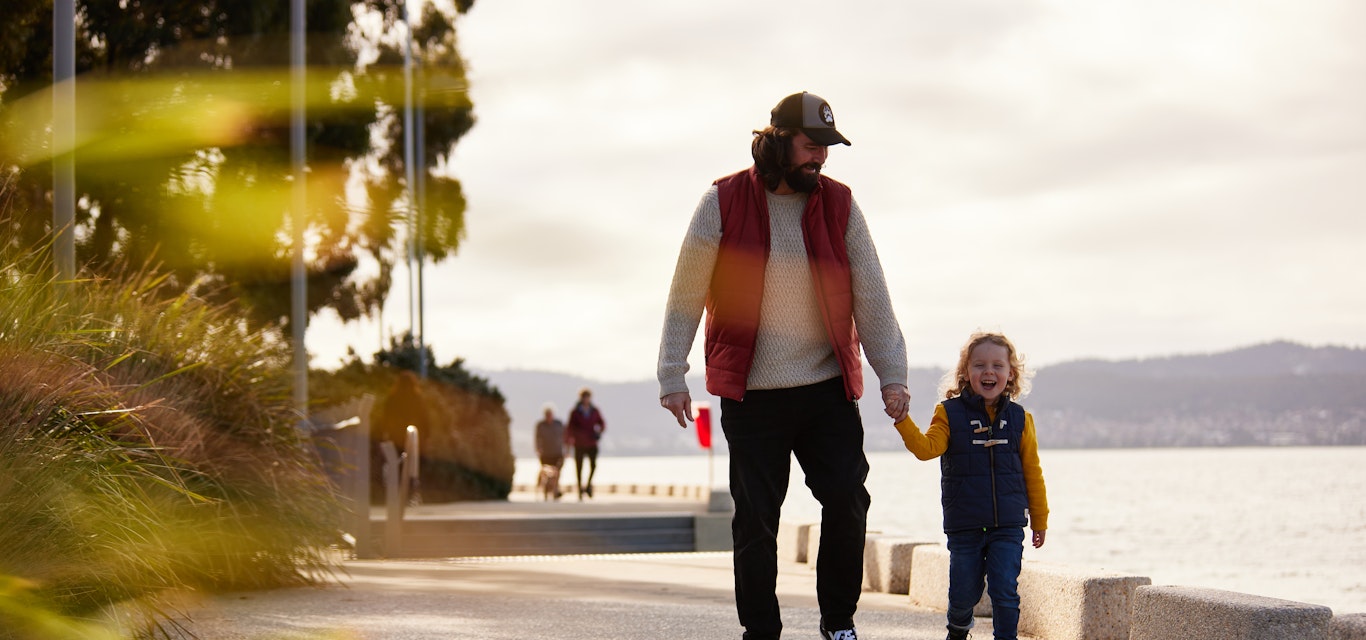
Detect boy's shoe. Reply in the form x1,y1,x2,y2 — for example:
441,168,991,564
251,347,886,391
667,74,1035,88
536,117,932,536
819,624,858,640
945,626,971,640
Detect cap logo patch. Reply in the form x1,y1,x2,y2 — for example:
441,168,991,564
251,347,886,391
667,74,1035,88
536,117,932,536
821,104,834,126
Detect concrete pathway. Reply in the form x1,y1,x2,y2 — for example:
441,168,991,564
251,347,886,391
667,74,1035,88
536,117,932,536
179,492,1032,639
181,552,969,640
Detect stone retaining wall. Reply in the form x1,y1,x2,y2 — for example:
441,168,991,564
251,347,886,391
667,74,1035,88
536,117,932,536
777,520,1362,640
1130,586,1334,640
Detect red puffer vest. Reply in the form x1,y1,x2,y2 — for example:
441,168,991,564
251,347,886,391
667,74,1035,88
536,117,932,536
704,167,863,401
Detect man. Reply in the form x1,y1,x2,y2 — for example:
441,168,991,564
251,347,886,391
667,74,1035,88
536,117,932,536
657,91,910,640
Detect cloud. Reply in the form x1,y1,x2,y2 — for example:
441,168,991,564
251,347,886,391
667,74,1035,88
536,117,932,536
307,0,1366,382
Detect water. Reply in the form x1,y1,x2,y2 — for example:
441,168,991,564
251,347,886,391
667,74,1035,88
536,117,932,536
518,447,1366,614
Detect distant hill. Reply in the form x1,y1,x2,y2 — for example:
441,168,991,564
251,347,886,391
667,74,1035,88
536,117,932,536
477,341,1366,458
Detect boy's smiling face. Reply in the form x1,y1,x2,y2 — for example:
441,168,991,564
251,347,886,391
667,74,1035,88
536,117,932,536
968,342,1013,404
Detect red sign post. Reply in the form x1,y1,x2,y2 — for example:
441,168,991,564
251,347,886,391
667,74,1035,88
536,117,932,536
695,404,712,449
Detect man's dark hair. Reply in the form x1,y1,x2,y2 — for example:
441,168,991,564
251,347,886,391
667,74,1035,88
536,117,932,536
751,126,797,192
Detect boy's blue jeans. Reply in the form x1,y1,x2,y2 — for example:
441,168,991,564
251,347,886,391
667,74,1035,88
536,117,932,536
945,526,1025,640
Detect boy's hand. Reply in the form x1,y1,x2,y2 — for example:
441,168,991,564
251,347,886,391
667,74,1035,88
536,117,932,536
1032,530,1046,548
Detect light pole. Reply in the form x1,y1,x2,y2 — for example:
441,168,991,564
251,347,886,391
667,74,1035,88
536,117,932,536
402,0,416,351
403,0,428,379
290,0,308,419
53,0,75,281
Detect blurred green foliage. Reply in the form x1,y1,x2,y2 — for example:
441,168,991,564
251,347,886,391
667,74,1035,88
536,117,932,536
0,0,476,339
0,218,342,637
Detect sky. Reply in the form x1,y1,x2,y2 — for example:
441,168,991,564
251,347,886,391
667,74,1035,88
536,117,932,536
306,0,1366,384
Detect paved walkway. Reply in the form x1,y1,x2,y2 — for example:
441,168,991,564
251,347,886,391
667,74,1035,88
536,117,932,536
182,553,965,639
179,492,1023,639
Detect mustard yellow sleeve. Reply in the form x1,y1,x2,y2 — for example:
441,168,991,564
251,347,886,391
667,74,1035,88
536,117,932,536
893,403,951,461
1020,411,1049,531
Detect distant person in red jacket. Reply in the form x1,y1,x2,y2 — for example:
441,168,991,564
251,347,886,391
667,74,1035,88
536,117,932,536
565,387,606,500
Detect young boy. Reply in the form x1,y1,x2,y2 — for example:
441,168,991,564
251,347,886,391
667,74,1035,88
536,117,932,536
894,332,1049,640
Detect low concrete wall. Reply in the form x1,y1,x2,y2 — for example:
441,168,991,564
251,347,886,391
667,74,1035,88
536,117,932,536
808,528,936,597
778,521,813,564
1130,586,1333,640
511,482,710,500
693,512,732,551
905,544,1148,640
1330,613,1366,640
806,524,823,570
694,489,734,552
863,535,932,595
705,520,1366,638
1016,560,1149,640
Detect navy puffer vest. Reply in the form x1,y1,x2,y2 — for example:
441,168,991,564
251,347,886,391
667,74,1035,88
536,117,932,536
939,393,1029,533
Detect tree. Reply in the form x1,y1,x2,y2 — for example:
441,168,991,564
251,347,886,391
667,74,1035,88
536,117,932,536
0,0,476,335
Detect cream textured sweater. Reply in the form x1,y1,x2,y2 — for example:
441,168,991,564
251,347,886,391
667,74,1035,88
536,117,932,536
657,184,908,398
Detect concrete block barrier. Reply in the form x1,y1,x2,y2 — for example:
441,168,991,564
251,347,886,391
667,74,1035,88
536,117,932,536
806,524,822,569
907,544,991,616
778,521,813,563
1130,585,1333,640
694,512,732,552
1330,613,1366,640
863,535,932,595
707,489,735,513
1016,561,1150,640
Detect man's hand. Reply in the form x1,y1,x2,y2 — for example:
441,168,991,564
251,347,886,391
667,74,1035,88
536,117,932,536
881,383,910,422
660,392,693,429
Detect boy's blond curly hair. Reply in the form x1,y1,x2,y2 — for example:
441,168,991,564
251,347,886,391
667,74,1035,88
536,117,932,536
939,332,1032,401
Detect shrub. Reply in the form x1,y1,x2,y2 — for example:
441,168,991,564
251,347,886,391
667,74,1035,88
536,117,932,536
0,235,341,635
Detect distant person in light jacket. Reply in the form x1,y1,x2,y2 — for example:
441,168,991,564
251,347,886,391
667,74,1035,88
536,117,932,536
534,403,566,501
893,332,1049,640
565,388,605,500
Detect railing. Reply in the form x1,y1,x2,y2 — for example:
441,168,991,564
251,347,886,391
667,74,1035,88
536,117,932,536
309,395,424,559
378,424,420,555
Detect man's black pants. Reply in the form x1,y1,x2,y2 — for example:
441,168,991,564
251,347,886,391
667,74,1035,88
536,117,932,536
720,376,870,640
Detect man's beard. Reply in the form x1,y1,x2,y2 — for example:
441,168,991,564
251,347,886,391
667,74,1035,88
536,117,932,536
784,163,822,193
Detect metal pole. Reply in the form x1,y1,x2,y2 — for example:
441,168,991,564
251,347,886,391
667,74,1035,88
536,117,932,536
415,60,428,379
52,0,75,281
290,0,309,419
402,0,417,349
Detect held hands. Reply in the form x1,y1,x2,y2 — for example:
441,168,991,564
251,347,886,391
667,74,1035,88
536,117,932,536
660,392,692,429
1032,530,1047,549
667,385,910,425
881,384,910,422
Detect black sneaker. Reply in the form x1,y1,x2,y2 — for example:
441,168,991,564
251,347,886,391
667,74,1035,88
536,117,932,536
945,625,971,640
820,624,858,640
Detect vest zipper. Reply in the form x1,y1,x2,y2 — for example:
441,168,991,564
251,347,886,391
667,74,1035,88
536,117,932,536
989,414,999,527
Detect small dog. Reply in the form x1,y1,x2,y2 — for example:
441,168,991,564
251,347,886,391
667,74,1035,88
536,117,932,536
538,462,563,501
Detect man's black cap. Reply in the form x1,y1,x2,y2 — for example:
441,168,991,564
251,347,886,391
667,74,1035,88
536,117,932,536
770,91,851,146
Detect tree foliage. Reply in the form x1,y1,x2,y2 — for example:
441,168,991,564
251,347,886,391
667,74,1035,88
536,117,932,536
0,0,476,335
311,330,504,406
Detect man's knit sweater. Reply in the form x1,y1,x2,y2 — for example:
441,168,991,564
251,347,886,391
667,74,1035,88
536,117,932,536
657,184,908,398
